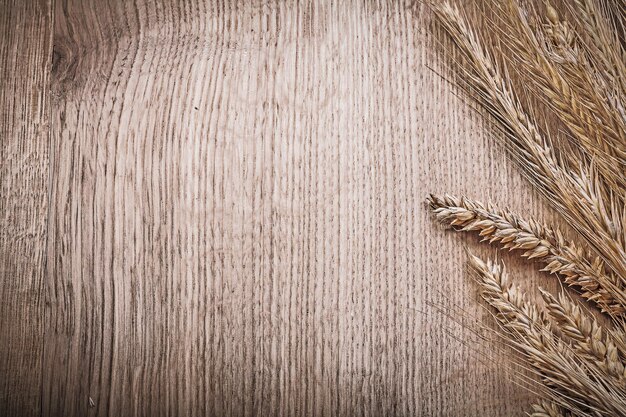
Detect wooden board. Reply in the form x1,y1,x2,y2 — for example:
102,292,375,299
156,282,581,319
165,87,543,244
2,1,565,416
0,0,53,416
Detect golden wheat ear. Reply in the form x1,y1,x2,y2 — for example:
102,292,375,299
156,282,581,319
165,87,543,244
428,194,626,316
467,253,626,416
433,1,626,283
570,0,626,96
539,289,626,382
487,0,626,193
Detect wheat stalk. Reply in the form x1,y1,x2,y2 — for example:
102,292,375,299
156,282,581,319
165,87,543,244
490,1,626,192
430,1,626,414
433,2,626,282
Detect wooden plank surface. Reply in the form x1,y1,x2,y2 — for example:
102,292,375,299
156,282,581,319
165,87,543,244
0,0,53,416
1,1,565,416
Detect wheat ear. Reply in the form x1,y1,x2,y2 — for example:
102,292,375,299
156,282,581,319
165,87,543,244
570,0,626,96
529,400,571,417
539,289,626,385
490,0,626,192
433,2,626,282
468,254,626,416
428,194,626,316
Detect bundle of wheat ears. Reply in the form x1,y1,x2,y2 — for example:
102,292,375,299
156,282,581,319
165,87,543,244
427,0,625,415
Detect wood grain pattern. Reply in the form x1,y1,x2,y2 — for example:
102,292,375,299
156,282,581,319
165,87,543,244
0,1,53,416
1,1,565,416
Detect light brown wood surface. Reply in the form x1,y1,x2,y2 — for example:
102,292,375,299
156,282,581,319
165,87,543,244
1,1,563,416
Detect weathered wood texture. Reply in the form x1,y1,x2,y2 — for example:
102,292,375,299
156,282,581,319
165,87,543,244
2,1,564,416
0,0,52,416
